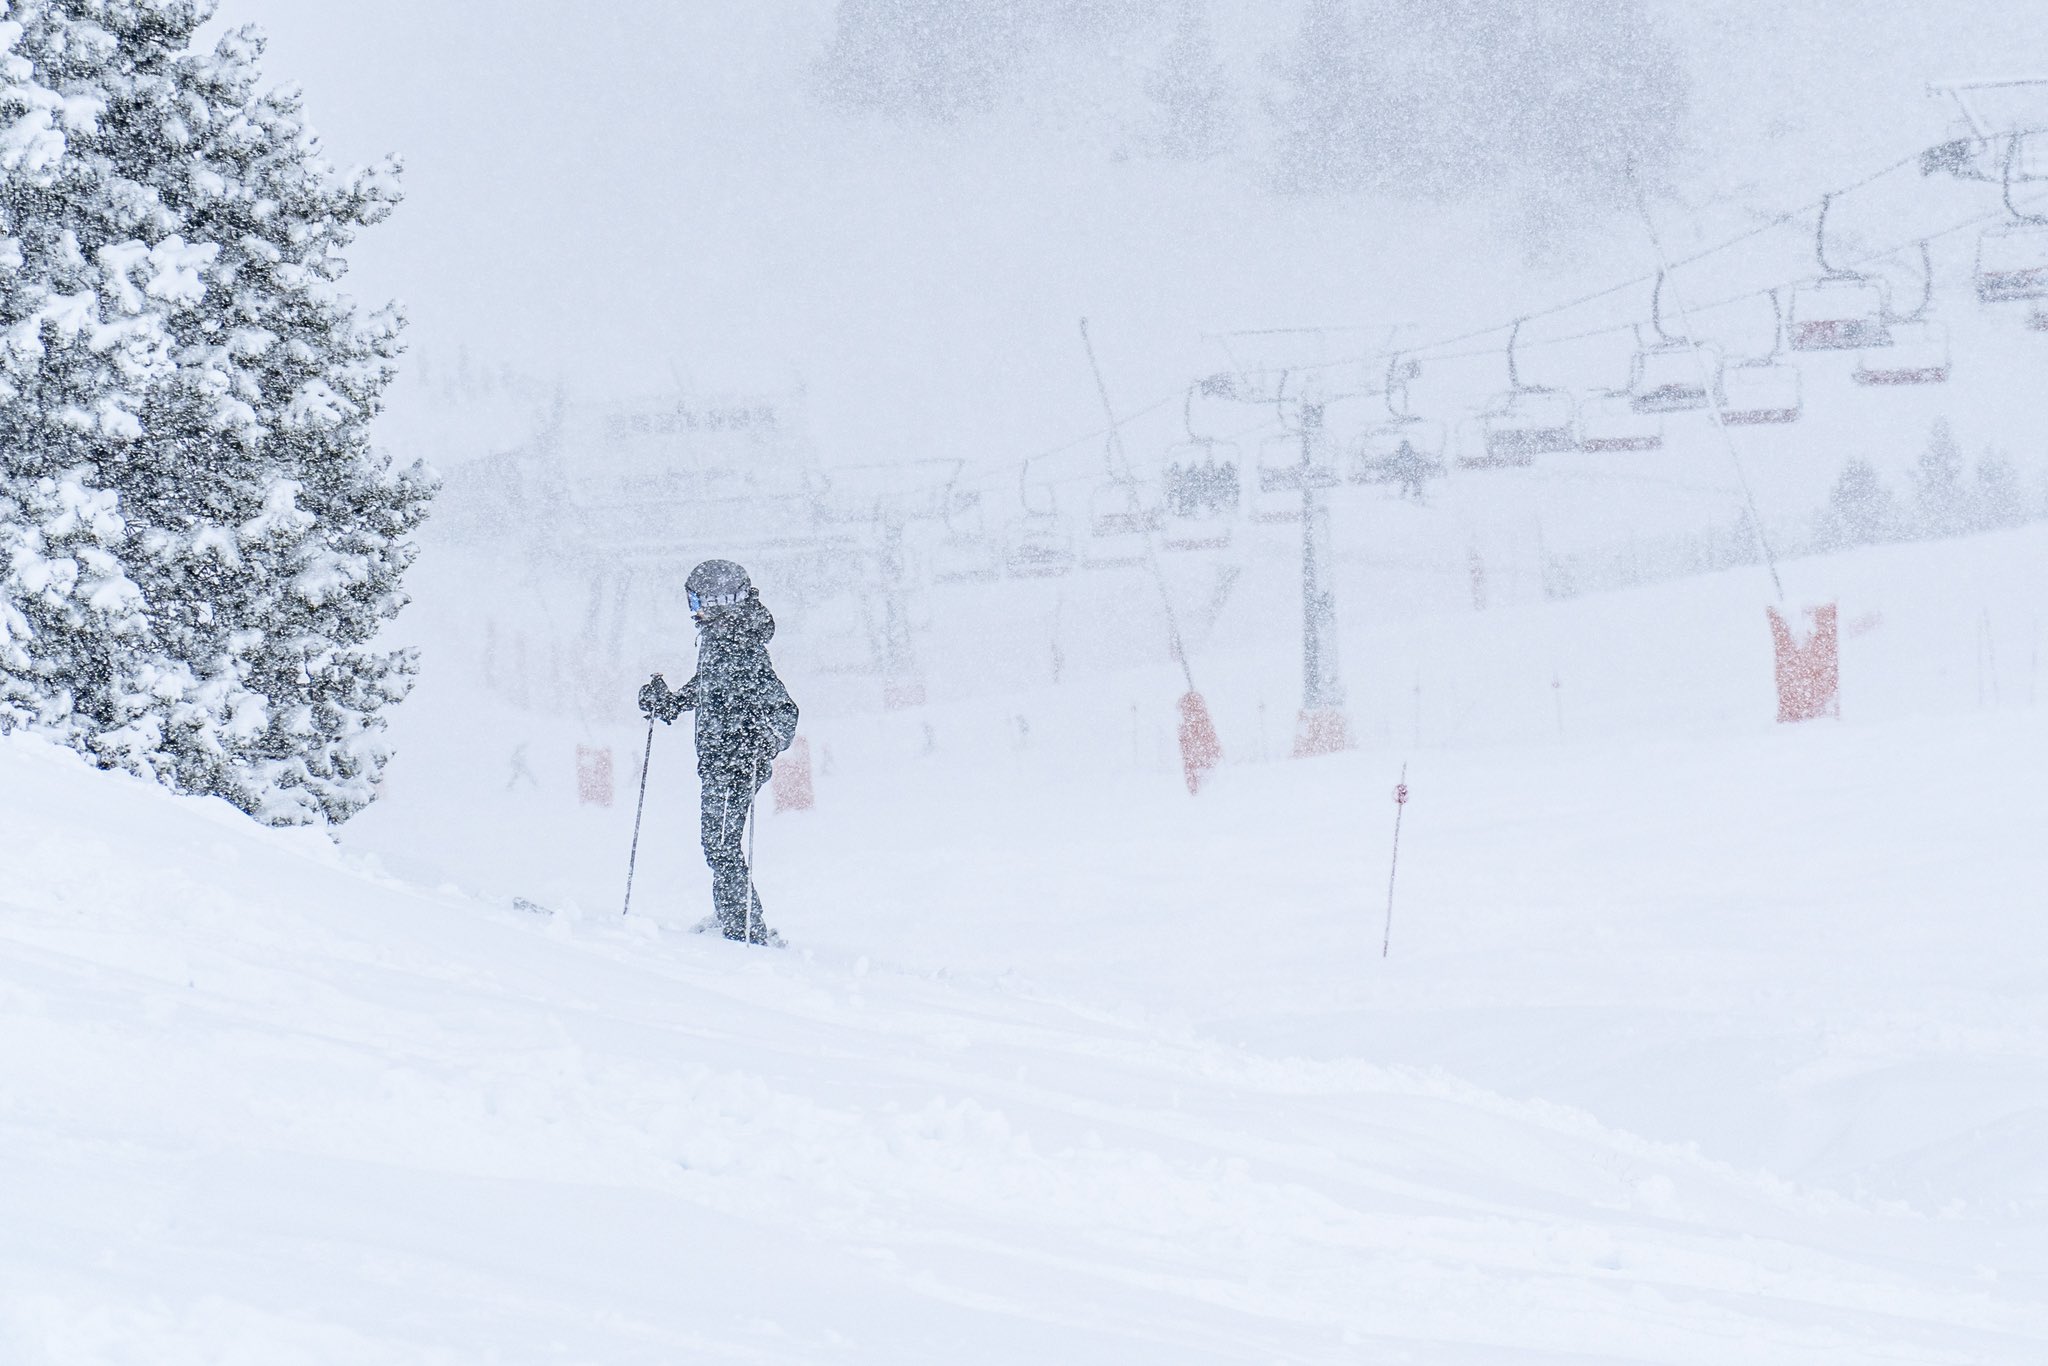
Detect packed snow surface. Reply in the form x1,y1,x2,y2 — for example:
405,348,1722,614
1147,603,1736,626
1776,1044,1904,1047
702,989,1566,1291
5,529,2048,1363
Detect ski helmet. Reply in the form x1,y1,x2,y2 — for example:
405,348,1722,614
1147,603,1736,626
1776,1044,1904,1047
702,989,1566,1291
686,559,752,613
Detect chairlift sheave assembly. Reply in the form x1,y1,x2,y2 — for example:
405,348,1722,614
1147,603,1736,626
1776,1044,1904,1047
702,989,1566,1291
1257,371,1343,493
1248,370,1340,518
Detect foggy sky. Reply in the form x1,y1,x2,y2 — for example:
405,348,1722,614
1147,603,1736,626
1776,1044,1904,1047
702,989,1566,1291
219,0,2048,469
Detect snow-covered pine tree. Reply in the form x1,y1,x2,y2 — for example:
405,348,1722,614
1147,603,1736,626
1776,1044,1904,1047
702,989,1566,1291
1135,0,1234,161
1972,452,2028,531
1814,458,1900,551
0,2,431,825
1264,0,1372,194
813,0,1014,123
1911,417,1971,539
1259,0,1683,232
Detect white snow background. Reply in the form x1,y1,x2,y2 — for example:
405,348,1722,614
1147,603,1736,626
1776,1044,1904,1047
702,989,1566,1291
5,1,2048,1362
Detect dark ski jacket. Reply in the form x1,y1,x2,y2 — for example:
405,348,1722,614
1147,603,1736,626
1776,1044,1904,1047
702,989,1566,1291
647,596,799,774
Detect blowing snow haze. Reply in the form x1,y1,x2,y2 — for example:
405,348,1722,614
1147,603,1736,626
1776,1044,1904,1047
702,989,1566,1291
9,1,2048,1362
220,0,2048,471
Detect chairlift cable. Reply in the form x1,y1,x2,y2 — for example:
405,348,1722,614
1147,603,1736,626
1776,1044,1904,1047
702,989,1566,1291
1633,172,1786,604
1251,147,1928,370
988,147,2034,508
943,128,2048,525
1405,185,2048,371
1276,128,2040,380
1079,318,1198,696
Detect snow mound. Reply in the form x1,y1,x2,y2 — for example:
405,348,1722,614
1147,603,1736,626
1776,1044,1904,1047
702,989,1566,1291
4,654,2046,1364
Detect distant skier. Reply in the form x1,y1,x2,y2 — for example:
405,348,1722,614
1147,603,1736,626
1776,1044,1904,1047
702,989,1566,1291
638,560,800,945
505,741,537,791
1389,438,1430,502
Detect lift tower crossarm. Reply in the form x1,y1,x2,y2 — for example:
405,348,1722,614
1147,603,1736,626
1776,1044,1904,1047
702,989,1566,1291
1926,77,2048,144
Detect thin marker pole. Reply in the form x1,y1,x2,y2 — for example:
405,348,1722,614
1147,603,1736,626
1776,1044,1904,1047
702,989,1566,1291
1382,764,1410,958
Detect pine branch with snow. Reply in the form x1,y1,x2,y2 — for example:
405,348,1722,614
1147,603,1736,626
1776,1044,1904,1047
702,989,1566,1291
0,2,432,825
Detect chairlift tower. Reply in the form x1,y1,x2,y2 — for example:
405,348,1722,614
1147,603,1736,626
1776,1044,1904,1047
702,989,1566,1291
1265,396,1348,756
874,517,920,708
812,460,958,710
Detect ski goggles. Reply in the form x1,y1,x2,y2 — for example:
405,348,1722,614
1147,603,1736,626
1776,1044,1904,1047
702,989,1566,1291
688,588,746,613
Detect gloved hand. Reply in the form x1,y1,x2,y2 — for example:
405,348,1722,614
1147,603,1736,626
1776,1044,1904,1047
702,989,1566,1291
744,722,785,764
638,674,671,724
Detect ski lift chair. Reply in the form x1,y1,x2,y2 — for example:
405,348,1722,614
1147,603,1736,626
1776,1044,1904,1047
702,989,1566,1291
1003,468,1074,579
1974,134,2048,303
1631,342,1722,413
1463,321,1578,468
1788,277,1891,350
1716,289,1803,424
1787,193,1891,351
929,492,1003,584
1005,514,1074,578
1719,362,1802,424
1628,277,1721,414
1160,441,1240,551
930,536,1002,584
1855,242,1949,386
1579,390,1664,451
1976,222,2048,302
1081,477,1157,570
1183,373,1268,444
1349,354,1446,487
1246,435,1307,522
1256,425,1339,495
1351,418,1448,485
1855,320,1949,385
1470,388,1578,466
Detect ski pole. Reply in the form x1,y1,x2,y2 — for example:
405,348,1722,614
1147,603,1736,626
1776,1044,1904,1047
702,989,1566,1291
621,722,655,916
1382,764,1409,958
744,754,762,944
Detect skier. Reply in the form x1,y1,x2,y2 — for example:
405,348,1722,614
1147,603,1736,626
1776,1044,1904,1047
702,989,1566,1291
638,560,800,945
1389,438,1430,502
505,741,538,791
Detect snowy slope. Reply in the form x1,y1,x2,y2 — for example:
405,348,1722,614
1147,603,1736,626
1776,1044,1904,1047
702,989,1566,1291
7,528,2048,1362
